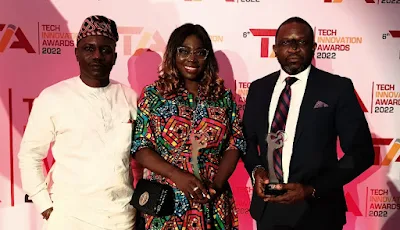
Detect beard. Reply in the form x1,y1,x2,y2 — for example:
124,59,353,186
277,55,313,75
283,64,306,75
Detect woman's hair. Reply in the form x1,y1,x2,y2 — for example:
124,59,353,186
156,23,225,100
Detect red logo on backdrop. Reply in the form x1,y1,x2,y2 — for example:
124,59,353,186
379,139,400,165
355,90,368,113
389,31,400,38
248,29,277,58
118,26,166,56
365,1,400,3
0,24,35,53
324,0,384,3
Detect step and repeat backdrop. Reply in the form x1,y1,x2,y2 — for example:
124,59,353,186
0,0,399,229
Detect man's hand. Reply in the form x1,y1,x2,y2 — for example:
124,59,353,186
41,207,53,220
254,167,270,199
264,183,314,204
206,180,227,201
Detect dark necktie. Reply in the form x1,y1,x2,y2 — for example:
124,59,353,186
270,77,298,183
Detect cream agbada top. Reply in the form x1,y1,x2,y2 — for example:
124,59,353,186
18,76,137,227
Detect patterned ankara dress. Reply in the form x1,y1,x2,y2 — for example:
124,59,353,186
131,84,246,230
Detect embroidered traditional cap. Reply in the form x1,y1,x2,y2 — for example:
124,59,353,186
77,15,119,44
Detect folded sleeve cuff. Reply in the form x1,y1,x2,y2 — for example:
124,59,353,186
30,190,53,214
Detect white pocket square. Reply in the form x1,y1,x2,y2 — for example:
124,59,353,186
314,100,329,109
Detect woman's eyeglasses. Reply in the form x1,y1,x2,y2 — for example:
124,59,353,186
177,47,209,60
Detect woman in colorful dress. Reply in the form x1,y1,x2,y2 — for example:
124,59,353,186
131,23,246,230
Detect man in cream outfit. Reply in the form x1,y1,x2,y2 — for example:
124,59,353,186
18,15,137,230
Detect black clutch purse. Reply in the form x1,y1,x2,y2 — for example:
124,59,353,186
130,179,175,217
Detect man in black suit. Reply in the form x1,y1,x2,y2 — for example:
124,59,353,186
242,17,374,230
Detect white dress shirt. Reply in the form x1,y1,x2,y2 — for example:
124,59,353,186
267,66,311,183
18,76,137,228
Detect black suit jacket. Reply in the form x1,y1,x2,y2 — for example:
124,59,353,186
242,66,374,229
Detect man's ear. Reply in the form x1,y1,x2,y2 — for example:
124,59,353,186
113,52,117,66
75,47,79,61
312,42,317,52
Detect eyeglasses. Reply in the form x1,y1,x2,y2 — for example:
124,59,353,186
177,46,209,60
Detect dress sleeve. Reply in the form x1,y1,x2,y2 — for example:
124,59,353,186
131,86,157,156
224,90,246,154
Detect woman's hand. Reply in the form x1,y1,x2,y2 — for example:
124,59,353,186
205,180,228,201
170,169,210,204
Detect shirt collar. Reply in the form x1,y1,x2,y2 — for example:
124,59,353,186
77,76,111,93
278,65,311,84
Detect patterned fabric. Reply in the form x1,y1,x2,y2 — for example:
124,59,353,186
270,77,298,182
131,84,246,230
77,15,119,43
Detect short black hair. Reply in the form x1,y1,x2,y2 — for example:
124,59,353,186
275,17,314,42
